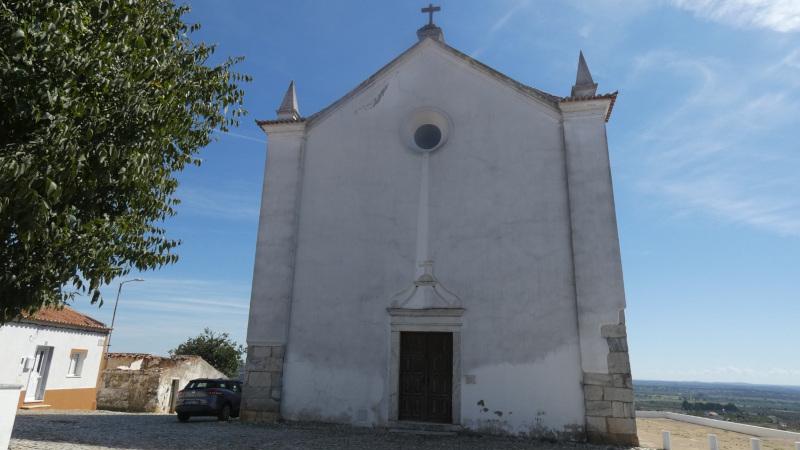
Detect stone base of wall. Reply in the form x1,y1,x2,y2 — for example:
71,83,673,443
240,344,285,423
583,320,639,446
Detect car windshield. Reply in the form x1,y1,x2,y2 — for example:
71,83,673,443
186,380,219,390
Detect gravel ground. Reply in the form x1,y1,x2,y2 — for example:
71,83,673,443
10,410,640,450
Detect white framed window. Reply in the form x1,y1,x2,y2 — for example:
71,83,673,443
67,350,87,377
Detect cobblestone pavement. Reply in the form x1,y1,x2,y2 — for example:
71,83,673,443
10,410,638,450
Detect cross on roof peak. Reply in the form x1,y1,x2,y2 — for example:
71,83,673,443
421,3,441,26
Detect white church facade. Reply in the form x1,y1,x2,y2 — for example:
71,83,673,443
243,11,637,445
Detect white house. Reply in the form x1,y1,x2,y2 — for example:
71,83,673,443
0,306,109,410
243,9,636,445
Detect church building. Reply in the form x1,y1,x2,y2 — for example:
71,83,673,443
243,7,637,445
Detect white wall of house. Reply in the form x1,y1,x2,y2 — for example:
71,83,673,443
0,322,106,392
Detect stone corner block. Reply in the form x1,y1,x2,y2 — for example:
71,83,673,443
604,387,634,403
601,323,627,338
607,417,637,435
271,345,286,358
585,416,607,433
607,352,631,374
612,401,634,418
607,337,629,352
585,400,612,417
246,371,272,387
612,374,633,389
583,372,612,386
583,385,603,401
249,346,272,358
589,432,640,447
240,410,280,423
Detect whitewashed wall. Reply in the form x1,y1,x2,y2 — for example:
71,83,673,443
266,40,586,435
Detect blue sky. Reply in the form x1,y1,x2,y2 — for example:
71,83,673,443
71,0,800,386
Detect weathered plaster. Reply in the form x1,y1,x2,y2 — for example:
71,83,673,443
245,38,635,443
460,347,585,438
97,354,225,413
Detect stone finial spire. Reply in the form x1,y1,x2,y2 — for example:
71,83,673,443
276,80,300,120
571,51,598,97
417,3,444,42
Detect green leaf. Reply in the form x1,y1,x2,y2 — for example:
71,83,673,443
46,179,58,195
0,0,249,323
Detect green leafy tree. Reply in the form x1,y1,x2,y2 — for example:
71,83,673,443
170,328,245,377
0,0,250,322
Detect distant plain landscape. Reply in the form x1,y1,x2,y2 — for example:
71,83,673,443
634,380,800,432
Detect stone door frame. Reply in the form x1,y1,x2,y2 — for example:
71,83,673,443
387,307,464,425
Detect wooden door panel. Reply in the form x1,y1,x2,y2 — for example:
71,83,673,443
398,332,453,423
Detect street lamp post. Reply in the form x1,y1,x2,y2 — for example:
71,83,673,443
105,278,144,356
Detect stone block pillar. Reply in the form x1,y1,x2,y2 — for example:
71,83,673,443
582,317,637,444
241,344,285,422
561,97,638,446
241,120,306,422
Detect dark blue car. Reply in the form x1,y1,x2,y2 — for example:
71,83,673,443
175,378,242,422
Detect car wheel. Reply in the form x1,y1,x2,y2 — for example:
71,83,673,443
218,403,231,421
177,413,190,422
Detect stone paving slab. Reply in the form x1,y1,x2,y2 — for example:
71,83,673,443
10,410,643,449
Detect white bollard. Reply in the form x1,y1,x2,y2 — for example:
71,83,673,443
709,434,719,450
795,441,799,450
662,431,672,450
751,438,761,450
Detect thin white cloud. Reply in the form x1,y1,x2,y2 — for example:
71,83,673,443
625,49,800,236
215,129,266,144
670,0,800,32
178,185,260,221
86,277,251,317
660,178,800,236
766,48,800,87
70,276,251,354
126,298,249,315
471,0,531,58
490,0,530,33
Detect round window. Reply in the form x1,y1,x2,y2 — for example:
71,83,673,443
414,124,442,150
401,108,452,153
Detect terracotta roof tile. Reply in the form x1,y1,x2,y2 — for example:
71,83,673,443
21,306,109,332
